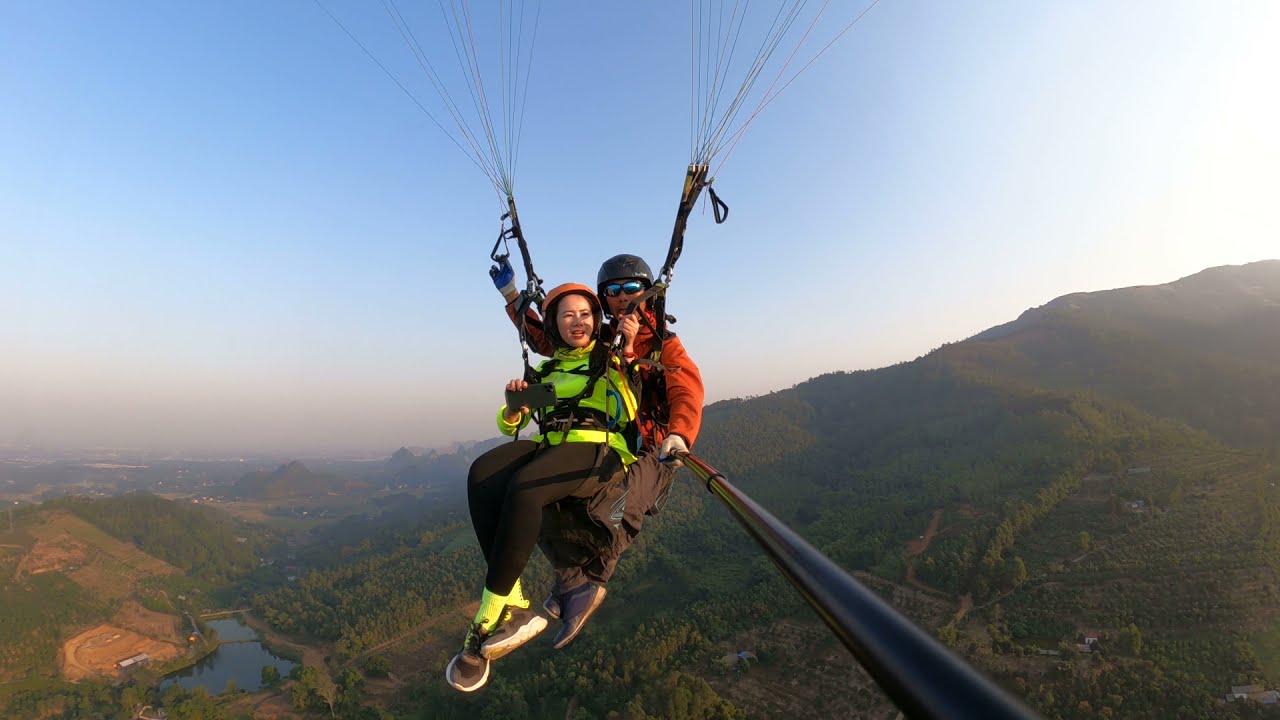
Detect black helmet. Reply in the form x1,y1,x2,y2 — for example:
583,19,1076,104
596,254,654,293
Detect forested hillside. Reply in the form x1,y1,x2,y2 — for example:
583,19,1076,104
990,452,1280,717
958,260,1280,447
47,492,272,583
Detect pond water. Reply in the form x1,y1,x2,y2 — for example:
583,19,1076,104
161,618,297,694
206,617,258,642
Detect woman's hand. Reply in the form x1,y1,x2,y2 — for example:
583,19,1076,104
503,379,530,424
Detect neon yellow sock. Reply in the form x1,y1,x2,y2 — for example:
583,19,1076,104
473,588,507,632
506,579,530,609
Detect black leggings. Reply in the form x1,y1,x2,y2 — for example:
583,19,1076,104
467,440,618,594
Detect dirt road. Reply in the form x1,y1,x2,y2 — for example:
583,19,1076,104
904,509,943,591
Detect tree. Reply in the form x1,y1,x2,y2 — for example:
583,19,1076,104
1078,531,1091,553
120,685,146,714
339,668,366,715
293,666,323,711
261,664,281,687
363,654,391,678
169,688,220,720
936,622,959,648
291,680,312,711
622,696,650,720
313,670,339,718
1009,556,1028,589
1120,623,1142,656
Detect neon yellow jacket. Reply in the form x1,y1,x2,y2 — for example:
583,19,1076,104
497,341,639,465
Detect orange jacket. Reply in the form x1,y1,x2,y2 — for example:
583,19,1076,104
505,297,704,449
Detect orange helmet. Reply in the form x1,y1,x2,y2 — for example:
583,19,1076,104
540,283,603,347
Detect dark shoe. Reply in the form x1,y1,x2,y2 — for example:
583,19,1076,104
544,578,590,620
552,584,607,649
445,624,490,692
480,606,547,660
543,592,561,620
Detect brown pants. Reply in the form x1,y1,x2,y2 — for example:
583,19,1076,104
537,452,677,591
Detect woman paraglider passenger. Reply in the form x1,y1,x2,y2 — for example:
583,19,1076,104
446,283,640,693
494,253,705,646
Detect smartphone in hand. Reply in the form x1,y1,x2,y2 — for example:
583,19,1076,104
505,382,557,411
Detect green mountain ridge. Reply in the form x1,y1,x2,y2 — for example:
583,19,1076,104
973,260,1280,352
957,259,1280,447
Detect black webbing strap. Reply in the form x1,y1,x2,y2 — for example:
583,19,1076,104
491,194,546,388
501,194,541,292
655,163,730,340
660,164,710,284
539,407,612,434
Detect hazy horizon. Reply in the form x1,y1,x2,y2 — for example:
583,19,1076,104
4,2,1278,453
5,260,1275,457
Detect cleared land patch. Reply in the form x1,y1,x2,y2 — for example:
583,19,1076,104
15,533,88,578
60,624,183,681
60,600,185,680
17,513,178,599
115,600,182,640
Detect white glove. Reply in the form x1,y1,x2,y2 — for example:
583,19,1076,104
658,434,688,467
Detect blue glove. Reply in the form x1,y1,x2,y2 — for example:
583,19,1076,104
489,257,516,298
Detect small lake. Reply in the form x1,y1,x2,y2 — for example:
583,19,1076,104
161,618,297,694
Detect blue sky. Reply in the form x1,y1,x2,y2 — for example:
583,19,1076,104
2,1,1276,454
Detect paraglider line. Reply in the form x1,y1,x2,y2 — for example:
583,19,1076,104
381,0,504,191
697,0,807,164
310,0,498,191
714,0,881,175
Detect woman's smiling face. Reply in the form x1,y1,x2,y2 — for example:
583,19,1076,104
555,293,595,348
